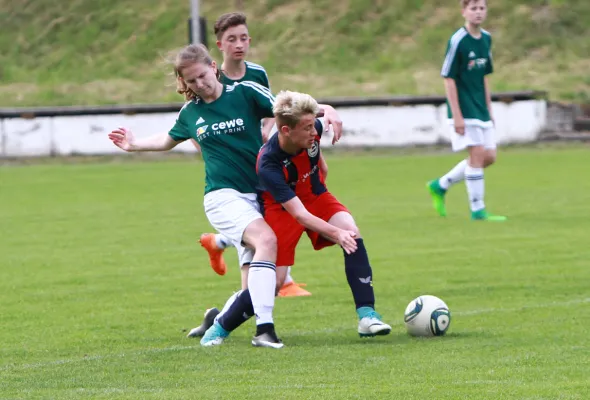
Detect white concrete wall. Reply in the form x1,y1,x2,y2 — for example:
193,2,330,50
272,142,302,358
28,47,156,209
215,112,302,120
0,100,547,157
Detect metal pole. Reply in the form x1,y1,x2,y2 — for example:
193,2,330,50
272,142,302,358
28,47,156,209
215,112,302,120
190,0,200,44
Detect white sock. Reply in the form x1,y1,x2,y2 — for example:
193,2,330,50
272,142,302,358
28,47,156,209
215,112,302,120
439,159,467,190
248,261,276,326
465,165,485,212
214,290,241,324
214,234,232,249
283,267,294,285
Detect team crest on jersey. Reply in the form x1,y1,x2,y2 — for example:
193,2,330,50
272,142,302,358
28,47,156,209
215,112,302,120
307,141,319,158
468,58,487,71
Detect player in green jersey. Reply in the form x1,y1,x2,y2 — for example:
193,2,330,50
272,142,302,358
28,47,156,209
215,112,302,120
108,44,343,348
427,0,506,221
194,13,319,299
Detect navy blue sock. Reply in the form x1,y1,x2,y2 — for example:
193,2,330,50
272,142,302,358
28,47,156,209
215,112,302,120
344,239,375,309
255,323,275,336
217,289,254,332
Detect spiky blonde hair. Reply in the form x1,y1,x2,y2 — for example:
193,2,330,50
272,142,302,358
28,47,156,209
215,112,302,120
273,90,319,129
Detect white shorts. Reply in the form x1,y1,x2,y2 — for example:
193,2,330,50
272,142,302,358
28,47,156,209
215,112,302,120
450,124,496,152
203,188,263,266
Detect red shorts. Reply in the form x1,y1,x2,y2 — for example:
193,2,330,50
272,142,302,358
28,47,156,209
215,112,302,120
264,192,349,267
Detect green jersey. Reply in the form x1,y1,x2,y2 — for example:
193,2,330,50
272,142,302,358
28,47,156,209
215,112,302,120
168,82,275,194
220,61,270,89
441,27,494,126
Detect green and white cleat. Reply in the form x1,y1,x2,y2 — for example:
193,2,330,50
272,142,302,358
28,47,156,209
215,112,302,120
427,179,447,217
471,209,507,222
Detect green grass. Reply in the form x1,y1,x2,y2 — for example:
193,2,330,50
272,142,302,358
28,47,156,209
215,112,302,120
0,0,589,107
1,146,590,399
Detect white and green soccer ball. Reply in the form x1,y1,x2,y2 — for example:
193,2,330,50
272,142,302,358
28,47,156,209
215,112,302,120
404,295,451,337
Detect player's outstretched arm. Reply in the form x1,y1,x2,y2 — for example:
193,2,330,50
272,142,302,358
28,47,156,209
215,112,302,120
318,104,343,144
281,196,357,254
108,128,180,152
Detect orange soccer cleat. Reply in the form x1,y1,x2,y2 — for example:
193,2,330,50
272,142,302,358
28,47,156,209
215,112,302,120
278,281,312,297
199,233,227,276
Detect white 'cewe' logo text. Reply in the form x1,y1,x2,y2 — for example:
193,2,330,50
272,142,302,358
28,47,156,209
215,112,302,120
212,119,244,131
197,118,246,141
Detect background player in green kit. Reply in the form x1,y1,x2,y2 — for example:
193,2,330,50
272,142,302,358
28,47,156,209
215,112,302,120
427,0,506,221
108,44,343,348
195,12,320,299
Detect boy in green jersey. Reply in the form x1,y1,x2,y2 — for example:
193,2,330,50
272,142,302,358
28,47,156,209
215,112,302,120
108,44,343,348
427,0,506,221
195,13,320,299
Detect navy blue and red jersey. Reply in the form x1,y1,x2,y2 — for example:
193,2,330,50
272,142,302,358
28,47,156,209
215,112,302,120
257,119,326,210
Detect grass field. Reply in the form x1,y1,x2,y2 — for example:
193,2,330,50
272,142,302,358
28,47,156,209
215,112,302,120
1,146,589,399
1,0,589,106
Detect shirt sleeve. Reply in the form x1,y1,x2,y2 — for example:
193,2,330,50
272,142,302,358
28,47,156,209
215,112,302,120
261,70,271,91
239,81,275,120
258,156,296,204
314,119,324,139
441,38,461,79
486,36,494,75
168,105,191,142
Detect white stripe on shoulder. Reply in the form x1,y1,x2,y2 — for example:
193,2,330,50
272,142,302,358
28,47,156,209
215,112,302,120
481,28,491,37
245,61,270,82
240,82,275,103
245,61,267,71
237,81,275,102
441,28,468,77
241,81,273,97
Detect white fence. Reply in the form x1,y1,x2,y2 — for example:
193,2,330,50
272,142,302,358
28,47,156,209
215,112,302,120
0,93,548,157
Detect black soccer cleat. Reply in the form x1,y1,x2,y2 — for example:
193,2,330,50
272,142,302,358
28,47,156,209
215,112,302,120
187,307,220,338
251,331,284,349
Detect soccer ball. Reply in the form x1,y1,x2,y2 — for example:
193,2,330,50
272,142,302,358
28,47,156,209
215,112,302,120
404,295,451,337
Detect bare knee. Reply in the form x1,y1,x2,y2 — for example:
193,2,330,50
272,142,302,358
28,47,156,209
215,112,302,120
344,223,361,238
243,220,278,261
257,230,277,255
468,146,486,168
328,212,361,238
483,151,497,168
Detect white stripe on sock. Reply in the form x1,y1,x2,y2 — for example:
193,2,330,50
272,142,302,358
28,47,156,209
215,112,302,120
465,165,485,212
